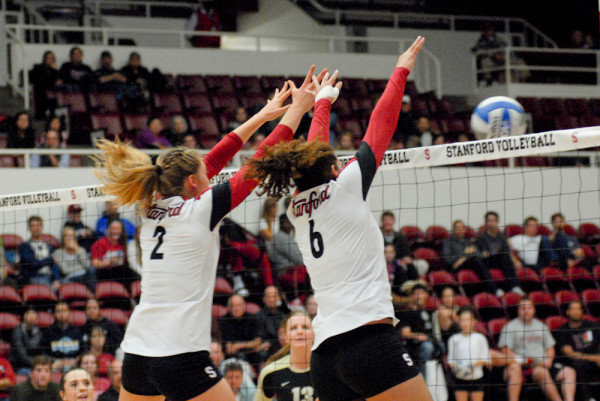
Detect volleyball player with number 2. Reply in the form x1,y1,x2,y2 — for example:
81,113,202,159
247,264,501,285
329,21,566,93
245,36,433,401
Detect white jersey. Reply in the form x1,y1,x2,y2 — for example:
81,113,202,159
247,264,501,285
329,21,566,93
121,193,220,357
287,159,396,350
447,332,490,380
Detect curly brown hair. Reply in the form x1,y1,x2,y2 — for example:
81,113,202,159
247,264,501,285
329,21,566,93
244,139,337,197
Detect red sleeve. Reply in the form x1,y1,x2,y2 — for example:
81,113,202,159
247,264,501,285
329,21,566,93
307,99,332,143
362,67,410,165
202,132,243,180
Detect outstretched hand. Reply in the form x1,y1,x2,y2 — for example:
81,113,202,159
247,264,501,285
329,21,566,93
288,65,327,114
259,81,292,121
313,69,343,104
396,36,425,72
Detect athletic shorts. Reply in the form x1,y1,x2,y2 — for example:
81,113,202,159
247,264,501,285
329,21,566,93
122,351,222,401
311,324,421,401
453,377,485,392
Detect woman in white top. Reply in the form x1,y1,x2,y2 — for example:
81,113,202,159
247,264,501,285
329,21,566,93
93,68,322,401
53,227,94,289
447,308,490,401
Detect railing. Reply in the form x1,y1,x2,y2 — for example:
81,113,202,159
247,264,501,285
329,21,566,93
3,23,443,108
304,0,557,48
85,0,196,19
473,46,600,87
0,148,597,170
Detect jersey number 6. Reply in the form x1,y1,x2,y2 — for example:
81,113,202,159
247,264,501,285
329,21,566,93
309,219,324,258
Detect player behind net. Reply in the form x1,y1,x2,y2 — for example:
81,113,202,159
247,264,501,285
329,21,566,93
92,66,326,401
245,36,433,401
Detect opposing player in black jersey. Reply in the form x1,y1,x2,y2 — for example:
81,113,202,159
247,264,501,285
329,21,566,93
245,37,433,401
255,312,315,401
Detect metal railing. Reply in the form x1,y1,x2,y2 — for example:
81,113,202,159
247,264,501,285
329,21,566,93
0,148,597,170
473,46,600,86
85,0,196,19
305,0,557,48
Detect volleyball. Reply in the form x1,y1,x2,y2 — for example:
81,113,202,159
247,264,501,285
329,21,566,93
470,96,527,139
453,360,473,380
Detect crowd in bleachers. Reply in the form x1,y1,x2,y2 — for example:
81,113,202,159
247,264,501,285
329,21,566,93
1,195,600,400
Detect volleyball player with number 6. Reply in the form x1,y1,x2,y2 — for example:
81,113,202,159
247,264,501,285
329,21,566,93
245,36,433,401
92,66,326,401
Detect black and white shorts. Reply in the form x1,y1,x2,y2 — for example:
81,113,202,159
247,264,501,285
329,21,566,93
311,324,421,401
122,351,222,401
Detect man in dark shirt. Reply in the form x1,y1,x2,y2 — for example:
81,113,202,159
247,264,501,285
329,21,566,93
555,301,600,401
11,309,43,374
64,204,96,253
9,355,59,401
97,360,122,401
256,286,288,359
397,284,437,375
81,299,122,355
476,211,524,295
380,211,417,271
59,47,93,91
219,295,262,366
41,302,82,372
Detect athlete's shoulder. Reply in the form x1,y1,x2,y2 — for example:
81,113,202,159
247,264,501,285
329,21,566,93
260,354,291,379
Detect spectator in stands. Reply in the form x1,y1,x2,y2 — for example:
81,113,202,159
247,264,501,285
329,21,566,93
443,220,500,296
58,367,95,401
259,198,278,241
182,133,199,149
82,299,122,356
447,307,489,401
94,51,127,91
432,286,460,350
498,298,576,401
256,286,287,358
227,107,249,131
397,284,438,377
584,33,596,49
380,211,422,275
186,2,222,48
18,216,61,288
11,309,43,375
433,135,445,145
218,295,263,366
79,353,110,397
85,326,114,377
476,211,524,295
29,51,62,120
0,237,16,288
31,130,70,168
509,216,556,273
90,219,139,287
97,360,121,401
6,111,36,149
59,47,93,91
555,301,600,401
336,131,355,151
392,95,418,145
135,116,171,150
120,52,151,94
267,214,306,285
165,115,189,147
45,116,68,148
9,355,59,401
223,362,248,401
415,116,439,147
304,294,317,319
41,301,82,372
549,213,584,270
209,340,256,401
95,201,135,241
388,244,419,308
53,227,94,290
569,30,586,48
64,205,96,253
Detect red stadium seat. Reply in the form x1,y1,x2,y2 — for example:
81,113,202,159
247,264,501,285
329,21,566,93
472,293,505,322
545,315,567,332
454,294,471,308
517,268,543,293
487,318,508,345
426,270,457,296
232,75,262,95
413,247,442,270
425,296,441,311
22,284,58,310
424,226,450,251
537,225,552,237
565,98,590,116
350,96,373,114
152,93,183,114
474,321,488,337
68,310,86,327
579,223,600,245
100,308,129,327
365,78,388,94
238,94,266,110
177,75,208,93
204,75,235,94
567,266,595,293
260,75,286,92
580,115,600,128
59,283,93,310
504,225,523,237
90,113,124,138
501,292,523,319
123,114,150,133
56,92,88,113
489,269,505,287
214,277,233,296
0,234,23,250
36,311,55,328
188,114,220,136
0,286,23,315
95,282,131,310
555,290,579,315
212,304,228,319
528,291,559,319
457,270,486,298
182,93,213,114
88,92,119,113
542,98,567,116
0,312,20,331
582,289,600,317
341,78,369,96
246,302,261,314
516,97,546,120
540,267,568,293
400,226,425,247
554,116,579,130
562,224,579,237
39,234,60,249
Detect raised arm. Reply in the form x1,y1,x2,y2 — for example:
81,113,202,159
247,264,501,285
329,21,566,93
362,36,425,166
307,70,343,143
203,83,292,179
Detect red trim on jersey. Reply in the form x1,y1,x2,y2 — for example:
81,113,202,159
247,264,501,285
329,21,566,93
203,132,243,179
307,99,332,143
362,67,410,166
229,124,294,208
339,157,357,173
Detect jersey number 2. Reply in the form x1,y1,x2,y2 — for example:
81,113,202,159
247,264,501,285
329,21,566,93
150,226,166,260
309,220,324,258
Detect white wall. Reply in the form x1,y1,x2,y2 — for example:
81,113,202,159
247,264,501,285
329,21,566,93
1,166,598,242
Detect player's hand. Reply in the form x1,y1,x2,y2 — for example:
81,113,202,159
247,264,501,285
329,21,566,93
259,82,292,121
313,69,343,104
289,65,324,113
396,36,425,72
